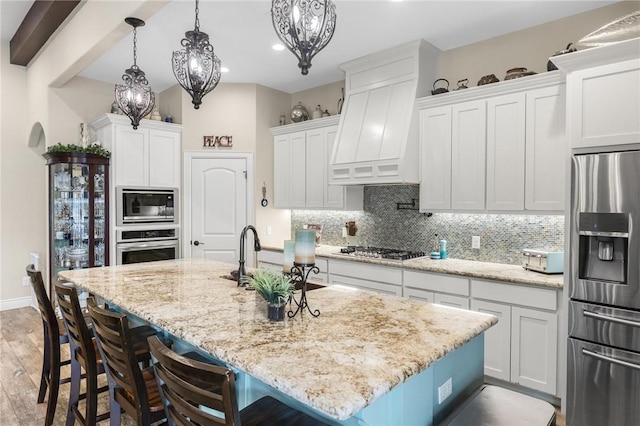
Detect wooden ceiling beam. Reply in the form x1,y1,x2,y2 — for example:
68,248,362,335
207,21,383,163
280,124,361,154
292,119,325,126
10,0,81,66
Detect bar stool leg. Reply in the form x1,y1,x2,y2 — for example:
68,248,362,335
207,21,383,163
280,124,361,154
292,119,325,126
86,370,98,426
67,357,81,426
37,325,50,404
45,346,61,426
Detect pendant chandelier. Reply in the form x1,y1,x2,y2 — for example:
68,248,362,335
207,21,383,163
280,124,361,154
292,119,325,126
172,0,221,109
271,0,337,75
114,18,155,130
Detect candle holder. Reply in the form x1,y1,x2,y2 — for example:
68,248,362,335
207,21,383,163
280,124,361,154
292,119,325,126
287,262,320,318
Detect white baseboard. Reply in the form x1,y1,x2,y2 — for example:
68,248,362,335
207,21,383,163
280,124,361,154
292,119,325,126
0,296,33,311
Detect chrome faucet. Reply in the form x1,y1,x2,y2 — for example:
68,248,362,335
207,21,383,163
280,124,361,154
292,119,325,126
238,225,261,286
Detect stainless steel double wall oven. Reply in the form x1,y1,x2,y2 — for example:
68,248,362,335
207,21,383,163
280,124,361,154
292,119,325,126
115,187,179,265
568,150,640,426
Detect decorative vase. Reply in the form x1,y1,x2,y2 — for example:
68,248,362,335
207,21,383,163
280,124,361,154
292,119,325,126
311,105,322,120
267,303,286,321
291,102,309,123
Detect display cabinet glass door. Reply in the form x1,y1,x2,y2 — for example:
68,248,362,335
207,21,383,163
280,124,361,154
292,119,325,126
45,152,109,294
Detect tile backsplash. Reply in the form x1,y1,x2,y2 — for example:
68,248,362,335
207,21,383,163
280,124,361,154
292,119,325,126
291,185,564,265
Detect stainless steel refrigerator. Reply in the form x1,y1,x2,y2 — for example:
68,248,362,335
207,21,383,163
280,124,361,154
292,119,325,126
568,150,640,426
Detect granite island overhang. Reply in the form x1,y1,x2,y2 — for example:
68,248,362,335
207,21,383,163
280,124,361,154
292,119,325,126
58,258,497,425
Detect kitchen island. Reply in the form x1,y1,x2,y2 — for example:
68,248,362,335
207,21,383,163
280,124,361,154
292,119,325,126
58,258,497,425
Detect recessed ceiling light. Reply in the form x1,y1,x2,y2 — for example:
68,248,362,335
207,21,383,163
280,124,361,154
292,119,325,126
221,67,230,73
272,43,285,51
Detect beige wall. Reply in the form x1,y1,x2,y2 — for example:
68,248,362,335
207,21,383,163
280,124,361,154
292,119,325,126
0,42,46,307
437,1,638,89
289,80,345,122
255,85,292,246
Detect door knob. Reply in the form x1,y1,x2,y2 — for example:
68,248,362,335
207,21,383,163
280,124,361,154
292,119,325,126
192,240,204,246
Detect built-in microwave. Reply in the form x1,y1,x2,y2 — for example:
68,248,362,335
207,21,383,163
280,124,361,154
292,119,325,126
116,187,178,225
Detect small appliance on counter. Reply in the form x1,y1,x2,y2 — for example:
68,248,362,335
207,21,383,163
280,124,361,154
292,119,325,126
522,249,564,274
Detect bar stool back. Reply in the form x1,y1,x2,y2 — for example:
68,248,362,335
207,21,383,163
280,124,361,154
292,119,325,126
26,264,71,426
54,282,110,426
147,335,327,426
87,298,166,426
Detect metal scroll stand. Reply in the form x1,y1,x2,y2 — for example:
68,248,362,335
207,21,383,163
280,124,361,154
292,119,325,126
287,262,320,318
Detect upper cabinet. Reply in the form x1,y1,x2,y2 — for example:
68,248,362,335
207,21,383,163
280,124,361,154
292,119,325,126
418,72,566,213
329,40,440,185
271,116,363,210
90,114,182,189
551,38,640,150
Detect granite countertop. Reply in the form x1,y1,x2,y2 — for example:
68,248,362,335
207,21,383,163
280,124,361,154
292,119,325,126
262,244,564,289
58,258,497,421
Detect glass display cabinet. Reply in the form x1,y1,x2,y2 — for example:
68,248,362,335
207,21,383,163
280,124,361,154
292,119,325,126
43,152,109,294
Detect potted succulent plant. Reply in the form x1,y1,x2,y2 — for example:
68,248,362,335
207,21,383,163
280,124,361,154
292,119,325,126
249,269,294,321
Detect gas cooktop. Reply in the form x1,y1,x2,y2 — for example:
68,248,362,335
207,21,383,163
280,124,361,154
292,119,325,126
338,246,426,261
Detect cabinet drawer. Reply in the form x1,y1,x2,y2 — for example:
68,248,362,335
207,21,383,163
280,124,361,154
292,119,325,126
330,260,402,285
257,250,283,264
403,270,469,296
472,279,556,311
329,275,401,296
434,294,469,310
403,287,434,303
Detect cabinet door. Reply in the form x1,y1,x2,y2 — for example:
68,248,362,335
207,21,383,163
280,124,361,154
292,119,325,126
471,299,511,381
324,126,345,209
404,287,434,303
570,59,640,148
114,125,148,187
511,306,558,395
273,134,291,208
486,93,525,211
434,293,469,309
329,274,402,296
525,85,566,211
148,129,180,188
451,100,486,210
420,106,452,210
290,132,307,208
305,128,325,208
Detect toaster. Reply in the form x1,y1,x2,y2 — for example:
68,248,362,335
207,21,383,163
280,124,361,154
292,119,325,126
522,249,564,274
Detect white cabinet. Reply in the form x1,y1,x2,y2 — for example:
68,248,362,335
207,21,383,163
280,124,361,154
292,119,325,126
402,270,470,309
271,117,363,210
329,259,402,296
552,38,640,149
471,279,559,396
451,101,487,210
418,73,566,213
486,93,525,211
91,114,182,189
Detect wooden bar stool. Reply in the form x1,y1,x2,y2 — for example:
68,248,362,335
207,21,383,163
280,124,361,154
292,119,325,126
87,298,166,426
26,265,72,426
147,335,328,426
54,282,110,426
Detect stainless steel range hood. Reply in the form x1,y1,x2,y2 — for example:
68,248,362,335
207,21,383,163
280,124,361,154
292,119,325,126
329,40,440,185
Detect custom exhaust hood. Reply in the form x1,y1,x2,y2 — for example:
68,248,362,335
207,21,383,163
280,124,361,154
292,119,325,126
329,40,440,185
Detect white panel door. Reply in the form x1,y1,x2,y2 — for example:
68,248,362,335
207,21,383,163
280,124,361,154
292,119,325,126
451,100,486,210
305,128,325,208
511,306,558,394
486,93,525,211
149,129,180,188
324,126,344,209
114,125,148,187
404,287,435,303
189,157,248,264
471,299,511,381
273,135,291,208
420,106,452,211
290,132,307,208
525,85,566,211
434,293,469,309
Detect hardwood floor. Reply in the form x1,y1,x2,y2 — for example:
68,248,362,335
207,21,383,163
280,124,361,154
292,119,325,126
1,306,567,426
0,307,136,426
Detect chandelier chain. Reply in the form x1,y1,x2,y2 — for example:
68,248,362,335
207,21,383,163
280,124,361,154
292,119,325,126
194,0,200,32
132,26,138,67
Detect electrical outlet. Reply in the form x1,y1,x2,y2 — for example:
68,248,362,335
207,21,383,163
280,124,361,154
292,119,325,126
22,276,31,286
438,377,453,404
266,226,273,236
472,236,481,249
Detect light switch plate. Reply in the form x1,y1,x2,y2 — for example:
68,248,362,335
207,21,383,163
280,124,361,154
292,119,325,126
472,236,481,249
